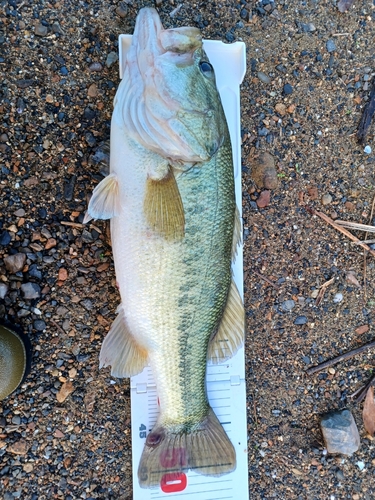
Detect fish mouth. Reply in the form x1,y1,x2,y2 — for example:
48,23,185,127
132,7,163,55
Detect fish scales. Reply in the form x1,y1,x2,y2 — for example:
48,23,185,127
85,7,244,489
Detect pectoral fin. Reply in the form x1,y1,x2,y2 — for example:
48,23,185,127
99,305,148,377
144,167,185,241
208,279,244,364
84,173,120,223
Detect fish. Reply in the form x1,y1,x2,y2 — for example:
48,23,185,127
84,7,244,488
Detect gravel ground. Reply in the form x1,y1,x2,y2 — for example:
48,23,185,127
1,0,375,498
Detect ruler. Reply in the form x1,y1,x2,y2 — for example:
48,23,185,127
117,34,248,499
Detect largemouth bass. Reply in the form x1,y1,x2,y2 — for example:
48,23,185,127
85,7,244,488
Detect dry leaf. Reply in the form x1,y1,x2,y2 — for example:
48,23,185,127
363,386,375,436
337,0,355,12
56,381,75,403
346,271,361,288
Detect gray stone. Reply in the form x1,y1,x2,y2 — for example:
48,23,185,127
34,320,46,331
326,39,336,53
81,299,93,311
0,283,8,299
257,71,271,84
106,51,119,68
52,22,64,35
294,315,307,325
321,409,360,455
14,208,25,217
35,23,48,37
21,282,41,300
281,299,295,312
322,193,332,205
4,253,26,273
116,3,128,18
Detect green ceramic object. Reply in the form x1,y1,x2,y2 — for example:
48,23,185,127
0,324,31,401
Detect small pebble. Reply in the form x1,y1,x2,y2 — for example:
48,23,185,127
0,283,8,299
364,145,372,154
322,194,332,205
116,3,128,18
326,39,336,53
283,83,293,95
281,300,295,312
35,23,48,37
294,315,307,325
89,62,103,72
106,51,118,68
256,190,271,208
257,71,271,84
0,230,11,246
21,282,41,300
52,21,64,35
333,293,343,303
34,320,46,331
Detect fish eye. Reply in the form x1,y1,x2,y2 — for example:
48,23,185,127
199,61,214,78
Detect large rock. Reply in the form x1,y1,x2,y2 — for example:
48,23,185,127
4,253,26,273
320,409,360,455
21,282,41,300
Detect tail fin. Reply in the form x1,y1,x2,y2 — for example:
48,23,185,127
138,408,236,488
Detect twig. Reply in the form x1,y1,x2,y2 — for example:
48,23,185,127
332,33,350,36
363,192,375,301
306,340,375,376
252,269,279,289
351,239,375,245
364,251,367,301
335,220,375,233
60,221,85,228
349,373,375,404
315,277,335,306
308,208,375,258
50,319,67,336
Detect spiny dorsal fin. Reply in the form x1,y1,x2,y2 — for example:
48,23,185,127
144,167,185,241
232,205,242,260
208,278,244,364
84,173,120,223
99,305,148,378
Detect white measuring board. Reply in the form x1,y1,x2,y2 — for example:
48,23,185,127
118,34,247,499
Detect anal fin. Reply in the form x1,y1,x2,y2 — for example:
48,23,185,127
144,167,185,241
99,305,148,377
208,278,244,364
84,173,120,223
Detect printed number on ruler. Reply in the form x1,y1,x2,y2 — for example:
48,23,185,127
139,424,146,439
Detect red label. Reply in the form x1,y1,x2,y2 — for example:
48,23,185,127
160,472,187,493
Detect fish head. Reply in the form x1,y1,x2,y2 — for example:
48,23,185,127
124,7,227,164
